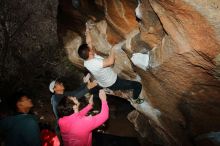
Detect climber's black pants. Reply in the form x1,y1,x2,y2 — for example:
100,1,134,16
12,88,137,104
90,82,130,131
108,76,142,100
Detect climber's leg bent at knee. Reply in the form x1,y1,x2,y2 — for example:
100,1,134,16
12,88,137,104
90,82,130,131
108,76,144,104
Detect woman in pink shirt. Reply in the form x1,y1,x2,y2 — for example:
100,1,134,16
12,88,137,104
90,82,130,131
57,90,109,146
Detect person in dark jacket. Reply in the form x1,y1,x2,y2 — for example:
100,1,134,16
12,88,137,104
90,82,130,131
49,77,97,119
0,91,41,146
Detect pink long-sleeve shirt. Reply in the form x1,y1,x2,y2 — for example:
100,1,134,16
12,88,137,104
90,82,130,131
58,100,109,146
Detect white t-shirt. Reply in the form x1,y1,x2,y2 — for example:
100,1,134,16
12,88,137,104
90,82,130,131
84,54,117,87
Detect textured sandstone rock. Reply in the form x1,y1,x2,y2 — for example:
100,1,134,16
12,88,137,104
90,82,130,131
136,0,165,49
149,0,220,57
58,0,220,145
103,0,138,37
63,30,83,68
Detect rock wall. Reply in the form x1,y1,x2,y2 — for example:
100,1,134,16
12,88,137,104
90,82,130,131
58,0,220,145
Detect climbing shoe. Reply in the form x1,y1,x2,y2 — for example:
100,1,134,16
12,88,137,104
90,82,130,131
134,98,144,104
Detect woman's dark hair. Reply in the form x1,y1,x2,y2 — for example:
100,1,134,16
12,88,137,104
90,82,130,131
78,44,90,60
57,97,76,118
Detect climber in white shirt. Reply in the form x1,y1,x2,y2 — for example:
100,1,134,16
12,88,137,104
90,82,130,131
78,42,144,104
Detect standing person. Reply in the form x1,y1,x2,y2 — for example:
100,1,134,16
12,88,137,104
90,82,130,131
49,79,97,119
57,89,109,146
78,43,144,104
0,91,41,146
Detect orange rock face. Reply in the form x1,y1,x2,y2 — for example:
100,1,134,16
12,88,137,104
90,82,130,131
58,0,220,145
